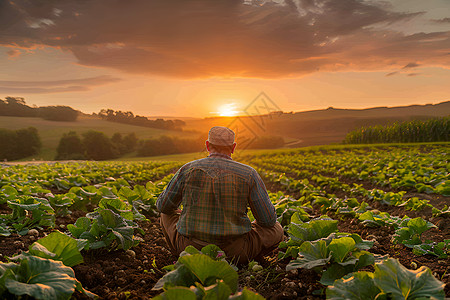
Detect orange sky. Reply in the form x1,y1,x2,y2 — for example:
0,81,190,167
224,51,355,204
0,0,449,117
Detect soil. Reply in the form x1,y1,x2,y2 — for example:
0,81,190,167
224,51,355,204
0,179,449,299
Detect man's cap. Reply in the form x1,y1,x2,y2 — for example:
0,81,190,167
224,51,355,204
207,126,235,146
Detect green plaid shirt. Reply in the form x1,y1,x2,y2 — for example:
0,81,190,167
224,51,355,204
156,153,277,243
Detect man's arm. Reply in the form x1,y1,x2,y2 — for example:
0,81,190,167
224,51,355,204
156,168,185,214
248,170,277,227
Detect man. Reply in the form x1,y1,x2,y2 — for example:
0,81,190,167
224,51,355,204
156,126,284,264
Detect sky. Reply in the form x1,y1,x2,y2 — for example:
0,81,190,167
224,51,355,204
0,0,449,118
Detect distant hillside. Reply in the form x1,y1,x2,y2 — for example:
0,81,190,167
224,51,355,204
290,101,450,119
0,115,199,160
185,101,450,147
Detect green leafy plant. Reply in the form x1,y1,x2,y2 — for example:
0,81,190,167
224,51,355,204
412,240,449,259
0,254,96,299
286,235,375,286
278,216,338,259
153,254,238,292
0,195,55,235
327,258,445,299
46,193,75,216
432,205,450,218
67,208,141,251
393,217,437,247
28,230,86,267
153,245,264,300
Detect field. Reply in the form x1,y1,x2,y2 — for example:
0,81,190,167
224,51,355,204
0,143,449,299
0,116,199,160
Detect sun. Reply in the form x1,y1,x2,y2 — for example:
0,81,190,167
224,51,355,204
217,103,239,117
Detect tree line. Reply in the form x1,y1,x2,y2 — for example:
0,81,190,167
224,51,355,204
56,131,138,160
56,132,203,160
57,132,285,160
0,97,79,121
97,109,185,131
0,126,285,161
344,116,449,144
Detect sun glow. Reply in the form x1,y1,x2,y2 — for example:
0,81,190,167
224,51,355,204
217,103,240,117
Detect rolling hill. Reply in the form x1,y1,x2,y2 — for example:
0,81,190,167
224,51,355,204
0,115,199,160
184,100,450,147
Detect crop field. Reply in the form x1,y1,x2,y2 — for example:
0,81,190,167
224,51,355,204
0,143,448,299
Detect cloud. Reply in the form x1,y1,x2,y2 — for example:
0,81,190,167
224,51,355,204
1,0,449,78
386,71,398,77
402,62,420,69
0,75,121,94
432,17,450,23
7,49,21,58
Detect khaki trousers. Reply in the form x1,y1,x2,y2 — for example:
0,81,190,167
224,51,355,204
159,213,284,265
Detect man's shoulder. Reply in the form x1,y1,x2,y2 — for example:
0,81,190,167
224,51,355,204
186,157,257,175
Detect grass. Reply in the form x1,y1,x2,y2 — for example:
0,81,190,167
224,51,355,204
0,116,199,161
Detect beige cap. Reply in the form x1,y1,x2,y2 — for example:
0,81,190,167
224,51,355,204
207,126,235,146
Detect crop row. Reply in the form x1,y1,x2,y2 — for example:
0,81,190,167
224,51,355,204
244,144,450,196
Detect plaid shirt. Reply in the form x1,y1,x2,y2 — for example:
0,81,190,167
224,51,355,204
156,153,277,243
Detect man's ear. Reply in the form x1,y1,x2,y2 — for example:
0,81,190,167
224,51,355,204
231,143,237,154
206,140,211,152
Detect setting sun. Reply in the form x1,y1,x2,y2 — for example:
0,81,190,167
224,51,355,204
217,103,239,117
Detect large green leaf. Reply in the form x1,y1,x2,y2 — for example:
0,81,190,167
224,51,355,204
286,240,331,270
328,237,356,263
2,254,96,300
153,286,197,300
179,254,238,293
28,231,83,267
327,271,381,299
152,265,198,291
373,258,445,300
287,218,338,245
203,280,232,300
67,217,91,238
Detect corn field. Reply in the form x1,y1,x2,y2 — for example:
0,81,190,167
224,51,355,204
344,116,450,144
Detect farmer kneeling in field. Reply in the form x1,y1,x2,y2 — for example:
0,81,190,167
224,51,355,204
156,126,284,264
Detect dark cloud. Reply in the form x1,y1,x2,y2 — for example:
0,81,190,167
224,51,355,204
6,49,21,58
402,62,420,69
407,73,421,76
386,71,398,76
0,75,121,93
1,0,449,78
432,17,450,23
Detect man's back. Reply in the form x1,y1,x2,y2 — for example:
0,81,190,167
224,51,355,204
157,154,276,243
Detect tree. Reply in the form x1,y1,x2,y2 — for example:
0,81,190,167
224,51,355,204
0,127,41,160
55,131,86,160
82,131,118,160
15,127,41,158
39,106,79,121
0,97,36,117
123,133,138,152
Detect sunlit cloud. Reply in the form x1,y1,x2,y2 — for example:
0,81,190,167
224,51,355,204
0,0,449,79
